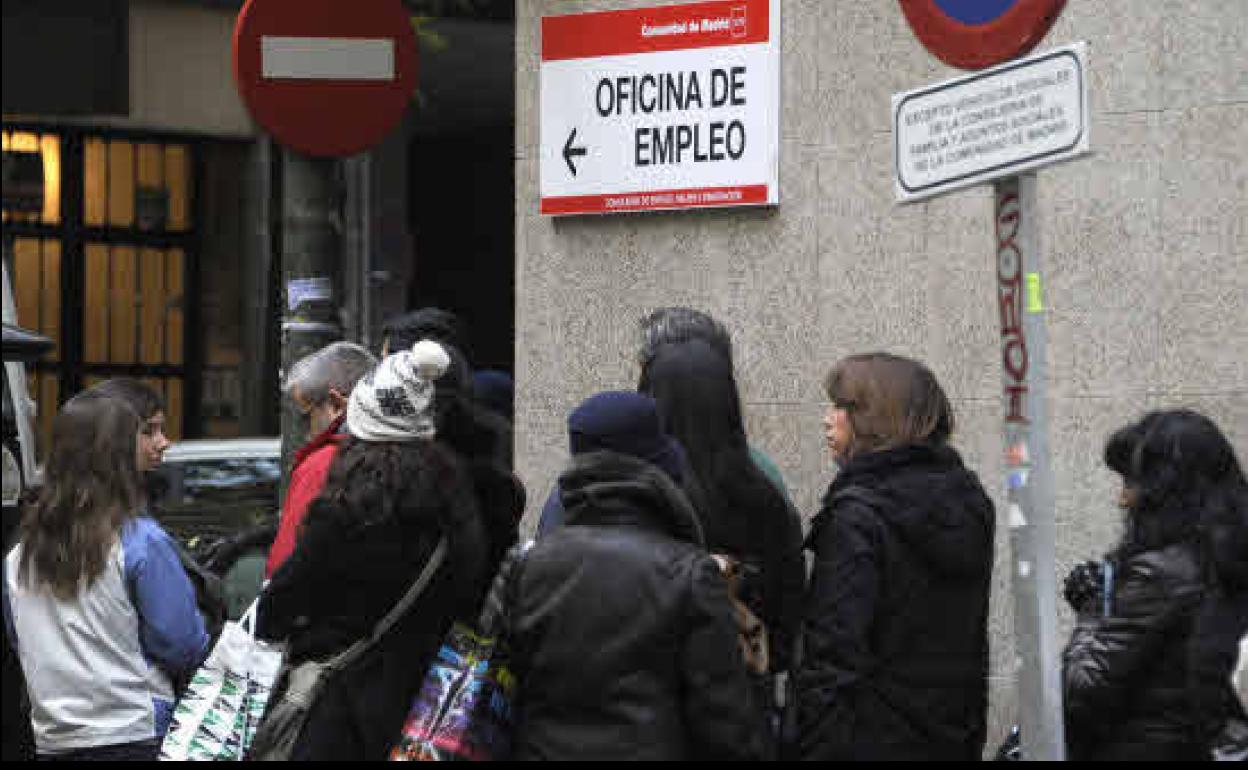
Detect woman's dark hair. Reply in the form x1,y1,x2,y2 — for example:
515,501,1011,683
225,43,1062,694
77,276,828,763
823,352,954,457
1104,409,1248,578
637,306,733,370
639,339,791,624
84,377,168,502
84,377,165,420
429,373,513,470
18,391,142,599
303,436,488,597
383,307,467,358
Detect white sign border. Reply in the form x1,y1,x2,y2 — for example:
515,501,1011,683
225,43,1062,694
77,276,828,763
538,0,782,217
892,42,1090,204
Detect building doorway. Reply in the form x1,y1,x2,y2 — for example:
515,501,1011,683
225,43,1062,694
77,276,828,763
402,4,515,375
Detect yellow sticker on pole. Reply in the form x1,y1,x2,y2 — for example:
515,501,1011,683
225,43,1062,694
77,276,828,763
1026,272,1044,313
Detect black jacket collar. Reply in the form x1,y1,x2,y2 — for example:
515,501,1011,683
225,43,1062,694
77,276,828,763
827,444,963,500
819,443,994,580
559,451,705,547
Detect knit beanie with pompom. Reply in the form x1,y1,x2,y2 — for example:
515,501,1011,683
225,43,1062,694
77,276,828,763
346,339,451,442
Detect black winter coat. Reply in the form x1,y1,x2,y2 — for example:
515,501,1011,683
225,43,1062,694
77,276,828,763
509,451,767,761
797,444,995,761
1063,539,1238,761
255,455,505,761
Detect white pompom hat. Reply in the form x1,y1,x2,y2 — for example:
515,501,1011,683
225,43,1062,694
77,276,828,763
346,339,451,442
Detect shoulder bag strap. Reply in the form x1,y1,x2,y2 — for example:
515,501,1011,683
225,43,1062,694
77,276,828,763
324,535,450,674
476,540,533,637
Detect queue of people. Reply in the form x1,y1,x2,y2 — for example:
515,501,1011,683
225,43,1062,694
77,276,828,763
2,305,1245,761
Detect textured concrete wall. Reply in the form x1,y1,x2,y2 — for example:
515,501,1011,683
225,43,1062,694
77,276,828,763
128,1,255,137
515,0,1247,753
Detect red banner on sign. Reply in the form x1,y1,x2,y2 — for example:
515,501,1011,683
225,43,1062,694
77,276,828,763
542,0,769,62
541,185,769,215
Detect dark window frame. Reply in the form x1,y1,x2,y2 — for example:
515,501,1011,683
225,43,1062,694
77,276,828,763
2,122,206,437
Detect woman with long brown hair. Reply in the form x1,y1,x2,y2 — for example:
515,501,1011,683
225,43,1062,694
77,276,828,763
2,391,208,761
797,353,995,761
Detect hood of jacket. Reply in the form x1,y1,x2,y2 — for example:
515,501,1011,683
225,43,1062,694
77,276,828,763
559,450,705,547
825,443,994,579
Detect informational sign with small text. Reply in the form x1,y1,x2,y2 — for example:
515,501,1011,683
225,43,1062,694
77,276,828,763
893,42,1089,203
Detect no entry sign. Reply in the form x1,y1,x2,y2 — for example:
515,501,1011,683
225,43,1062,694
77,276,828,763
540,0,780,216
233,0,417,158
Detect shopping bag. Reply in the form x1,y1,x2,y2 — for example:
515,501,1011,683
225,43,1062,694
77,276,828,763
159,601,283,761
388,622,516,761
389,542,530,762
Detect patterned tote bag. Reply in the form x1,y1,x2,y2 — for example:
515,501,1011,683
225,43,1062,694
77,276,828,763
390,542,531,761
159,600,283,761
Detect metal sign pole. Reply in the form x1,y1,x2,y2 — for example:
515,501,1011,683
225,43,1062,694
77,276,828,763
278,151,343,497
994,173,1065,760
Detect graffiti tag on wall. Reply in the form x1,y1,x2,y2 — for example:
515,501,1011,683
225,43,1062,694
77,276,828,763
996,187,1029,425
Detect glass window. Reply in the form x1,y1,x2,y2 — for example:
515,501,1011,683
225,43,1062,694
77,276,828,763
2,131,60,225
6,128,200,449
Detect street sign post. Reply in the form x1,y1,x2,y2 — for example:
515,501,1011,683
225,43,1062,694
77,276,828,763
893,34,1087,760
539,0,780,216
233,0,417,158
992,172,1067,761
232,0,417,489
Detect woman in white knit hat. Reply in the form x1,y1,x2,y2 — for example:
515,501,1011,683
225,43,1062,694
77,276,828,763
255,340,495,761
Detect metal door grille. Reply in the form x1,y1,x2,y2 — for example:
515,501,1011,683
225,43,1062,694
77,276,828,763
3,124,203,452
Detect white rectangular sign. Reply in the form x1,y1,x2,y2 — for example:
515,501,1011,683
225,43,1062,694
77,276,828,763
261,37,396,81
540,0,780,216
893,42,1089,203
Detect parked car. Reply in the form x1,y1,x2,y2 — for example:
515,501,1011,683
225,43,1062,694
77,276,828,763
2,255,51,548
151,438,281,546
3,263,53,763
2,323,49,547
149,437,281,619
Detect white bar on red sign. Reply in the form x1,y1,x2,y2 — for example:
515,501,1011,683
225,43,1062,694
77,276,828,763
261,37,395,81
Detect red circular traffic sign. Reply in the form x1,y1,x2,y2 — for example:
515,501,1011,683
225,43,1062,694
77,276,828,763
898,0,1066,70
233,0,417,157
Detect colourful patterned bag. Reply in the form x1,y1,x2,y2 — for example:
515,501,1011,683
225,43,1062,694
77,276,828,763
389,542,530,762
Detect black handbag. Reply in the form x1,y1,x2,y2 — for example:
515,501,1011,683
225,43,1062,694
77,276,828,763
246,537,448,761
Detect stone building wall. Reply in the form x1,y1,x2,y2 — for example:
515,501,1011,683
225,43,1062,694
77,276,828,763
514,0,1247,752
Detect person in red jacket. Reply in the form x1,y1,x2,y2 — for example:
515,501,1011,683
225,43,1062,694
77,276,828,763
265,342,377,578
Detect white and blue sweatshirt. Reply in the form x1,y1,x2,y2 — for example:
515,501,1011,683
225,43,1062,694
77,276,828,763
3,516,209,754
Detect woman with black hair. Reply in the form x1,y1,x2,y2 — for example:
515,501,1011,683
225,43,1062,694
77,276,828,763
255,341,495,761
1063,409,1248,761
639,337,806,746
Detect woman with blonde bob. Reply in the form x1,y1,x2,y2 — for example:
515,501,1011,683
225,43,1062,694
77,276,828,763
797,353,995,761
2,391,208,760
